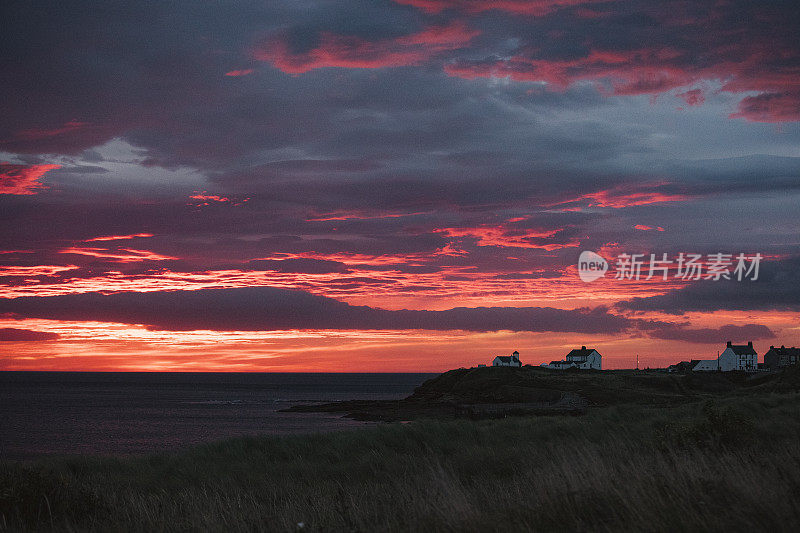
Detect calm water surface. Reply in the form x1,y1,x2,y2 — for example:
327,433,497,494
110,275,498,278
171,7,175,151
0,372,433,459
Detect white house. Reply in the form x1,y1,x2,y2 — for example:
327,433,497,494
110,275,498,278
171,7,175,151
545,346,602,370
718,341,757,371
493,350,522,367
692,341,758,372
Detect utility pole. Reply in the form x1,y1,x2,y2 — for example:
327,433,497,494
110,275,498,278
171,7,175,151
636,354,639,371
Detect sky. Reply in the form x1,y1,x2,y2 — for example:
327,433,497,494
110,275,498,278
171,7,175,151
1,0,799,371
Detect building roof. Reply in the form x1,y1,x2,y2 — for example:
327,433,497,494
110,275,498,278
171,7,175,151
692,359,719,369
567,346,598,358
766,346,800,356
494,355,517,363
727,343,757,355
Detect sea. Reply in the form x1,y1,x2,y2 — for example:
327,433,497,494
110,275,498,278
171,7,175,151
0,372,434,460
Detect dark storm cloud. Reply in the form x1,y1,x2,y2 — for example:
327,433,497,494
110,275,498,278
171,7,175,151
620,256,800,314
0,0,798,286
662,156,800,196
1,1,260,155
0,286,641,333
245,258,352,274
440,0,800,122
1,0,797,176
0,0,419,158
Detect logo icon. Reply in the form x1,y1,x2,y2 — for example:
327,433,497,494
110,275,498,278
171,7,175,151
578,251,608,282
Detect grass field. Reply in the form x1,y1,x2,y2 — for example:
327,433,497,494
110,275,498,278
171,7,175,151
3,390,800,532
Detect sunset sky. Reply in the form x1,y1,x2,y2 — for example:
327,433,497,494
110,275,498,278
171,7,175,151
1,0,799,371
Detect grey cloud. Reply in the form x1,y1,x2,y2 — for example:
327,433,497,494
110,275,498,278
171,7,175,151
648,323,775,344
620,256,800,314
0,328,59,341
0,286,638,333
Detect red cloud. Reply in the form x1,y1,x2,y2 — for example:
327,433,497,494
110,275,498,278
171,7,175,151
435,221,578,250
553,183,691,209
445,40,800,123
190,192,231,202
86,233,154,242
189,191,249,206
225,69,254,77
584,190,689,208
393,0,605,16
676,88,704,106
445,48,694,95
0,265,77,277
0,162,61,195
251,3,798,121
634,225,665,232
254,21,479,74
59,247,178,263
730,92,800,123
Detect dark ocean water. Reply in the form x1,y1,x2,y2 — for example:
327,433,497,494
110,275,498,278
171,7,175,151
0,372,433,460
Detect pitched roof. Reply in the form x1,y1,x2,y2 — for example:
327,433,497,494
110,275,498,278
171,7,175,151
766,346,800,356
728,344,757,355
692,359,719,369
567,347,597,358
494,356,516,362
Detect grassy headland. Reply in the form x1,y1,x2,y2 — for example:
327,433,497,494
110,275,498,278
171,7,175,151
3,367,800,531
286,364,800,420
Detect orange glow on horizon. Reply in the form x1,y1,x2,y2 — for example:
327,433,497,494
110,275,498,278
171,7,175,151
2,309,797,372
0,261,678,310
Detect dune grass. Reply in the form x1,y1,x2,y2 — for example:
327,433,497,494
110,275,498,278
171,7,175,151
3,393,800,531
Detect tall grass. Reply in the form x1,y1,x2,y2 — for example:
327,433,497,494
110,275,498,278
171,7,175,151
3,394,800,531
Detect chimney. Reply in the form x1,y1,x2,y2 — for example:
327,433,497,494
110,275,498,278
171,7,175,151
726,341,732,347
748,341,753,347
782,345,785,349
581,346,586,350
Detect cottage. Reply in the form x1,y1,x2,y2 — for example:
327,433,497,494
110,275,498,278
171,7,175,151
546,346,602,370
493,350,522,367
545,360,575,369
718,341,757,371
692,359,719,372
764,345,800,371
693,341,758,372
